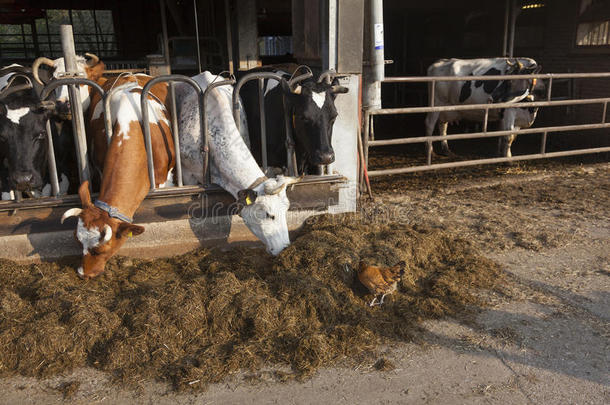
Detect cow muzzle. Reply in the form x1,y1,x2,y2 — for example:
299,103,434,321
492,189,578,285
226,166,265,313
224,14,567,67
10,171,41,191
312,150,335,165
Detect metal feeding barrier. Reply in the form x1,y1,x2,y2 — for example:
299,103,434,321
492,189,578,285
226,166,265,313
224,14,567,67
232,68,313,176
362,72,610,180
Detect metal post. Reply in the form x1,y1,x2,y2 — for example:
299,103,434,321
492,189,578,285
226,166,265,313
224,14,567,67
323,0,337,71
362,0,384,111
258,78,268,171
45,120,60,196
430,80,436,107
508,0,517,58
159,0,171,72
502,0,510,56
224,0,234,74
169,82,183,186
60,25,90,185
483,108,489,132
546,77,553,100
540,131,547,154
193,0,202,74
602,101,608,123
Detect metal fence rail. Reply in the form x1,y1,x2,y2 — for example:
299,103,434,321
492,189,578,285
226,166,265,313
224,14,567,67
363,72,610,180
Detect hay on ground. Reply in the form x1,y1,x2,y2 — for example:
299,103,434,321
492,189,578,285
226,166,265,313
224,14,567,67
0,213,502,390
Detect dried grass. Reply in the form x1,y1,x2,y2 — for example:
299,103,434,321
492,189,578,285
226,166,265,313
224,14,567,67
0,213,502,390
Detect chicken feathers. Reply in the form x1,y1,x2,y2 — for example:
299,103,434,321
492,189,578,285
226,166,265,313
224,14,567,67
357,260,406,306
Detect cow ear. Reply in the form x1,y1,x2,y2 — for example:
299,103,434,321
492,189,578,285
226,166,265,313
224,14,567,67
117,222,145,239
78,181,93,208
237,189,257,207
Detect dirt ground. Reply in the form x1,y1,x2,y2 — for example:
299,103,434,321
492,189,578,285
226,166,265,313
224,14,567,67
0,157,608,404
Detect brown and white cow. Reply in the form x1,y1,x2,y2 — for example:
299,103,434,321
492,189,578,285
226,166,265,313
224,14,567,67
61,73,175,278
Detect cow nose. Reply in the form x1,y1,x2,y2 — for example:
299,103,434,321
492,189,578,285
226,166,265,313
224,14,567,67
313,151,335,165
12,172,33,189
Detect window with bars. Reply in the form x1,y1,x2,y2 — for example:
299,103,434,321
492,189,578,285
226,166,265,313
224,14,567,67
575,0,610,48
0,9,118,60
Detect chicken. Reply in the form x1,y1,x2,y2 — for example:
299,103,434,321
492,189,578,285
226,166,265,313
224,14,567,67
357,260,406,306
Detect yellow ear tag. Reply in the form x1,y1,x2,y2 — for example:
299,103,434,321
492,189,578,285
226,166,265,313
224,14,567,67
127,231,133,238
245,195,253,205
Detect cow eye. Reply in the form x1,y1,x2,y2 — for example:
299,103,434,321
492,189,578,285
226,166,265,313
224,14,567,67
36,131,46,140
266,212,275,220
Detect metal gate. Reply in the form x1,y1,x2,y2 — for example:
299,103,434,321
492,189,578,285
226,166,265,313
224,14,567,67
362,72,610,182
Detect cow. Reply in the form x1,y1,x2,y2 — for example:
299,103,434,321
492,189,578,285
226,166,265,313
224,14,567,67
425,57,543,157
240,66,348,174
32,53,105,119
0,64,69,199
60,73,175,278
175,71,301,256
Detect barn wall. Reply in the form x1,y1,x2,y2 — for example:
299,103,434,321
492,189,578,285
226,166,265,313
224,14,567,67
516,0,610,148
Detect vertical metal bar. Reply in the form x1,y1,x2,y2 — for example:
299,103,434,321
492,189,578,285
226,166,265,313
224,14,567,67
258,78,268,171
540,131,548,154
193,0,202,74
60,25,90,185
159,0,171,72
324,0,337,71
169,81,183,186
363,110,370,167
45,120,60,196
224,0,234,74
483,107,489,132
502,0,510,56
546,77,553,101
602,101,608,123
370,115,375,141
140,91,157,190
430,80,436,107
508,0,517,58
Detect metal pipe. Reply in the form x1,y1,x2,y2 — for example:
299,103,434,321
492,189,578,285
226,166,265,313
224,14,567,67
602,101,607,123
258,78,268,171
430,80,436,107
383,72,610,83
483,108,489,132
159,0,171,71
367,147,610,177
169,82,183,186
369,97,610,116
233,71,284,130
363,110,370,168
546,77,553,101
369,0,385,82
60,25,90,186
141,75,205,190
508,0,517,58
202,78,235,185
193,0,202,74
368,122,610,146
540,131,548,154
45,120,60,196
502,0,510,56
224,0,234,75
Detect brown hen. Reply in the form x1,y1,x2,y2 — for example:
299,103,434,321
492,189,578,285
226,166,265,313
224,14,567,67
357,260,406,306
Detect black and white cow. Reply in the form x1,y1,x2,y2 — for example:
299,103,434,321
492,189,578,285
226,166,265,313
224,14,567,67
176,71,302,256
425,57,542,157
241,66,348,173
0,65,71,199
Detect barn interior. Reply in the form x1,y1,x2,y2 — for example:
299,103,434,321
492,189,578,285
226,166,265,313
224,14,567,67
0,0,608,260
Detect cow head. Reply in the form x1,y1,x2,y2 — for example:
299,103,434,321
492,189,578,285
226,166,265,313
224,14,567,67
32,53,105,119
280,72,348,167
236,175,301,255
61,181,144,278
0,79,56,193
493,59,542,103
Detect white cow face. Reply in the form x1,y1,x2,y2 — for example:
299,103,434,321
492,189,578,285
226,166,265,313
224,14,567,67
238,176,299,256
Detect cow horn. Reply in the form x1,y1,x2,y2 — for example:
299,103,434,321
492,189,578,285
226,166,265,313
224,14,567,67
288,72,313,89
317,70,337,84
102,224,112,244
61,208,83,223
517,60,524,70
264,175,303,195
85,53,99,66
32,57,55,85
